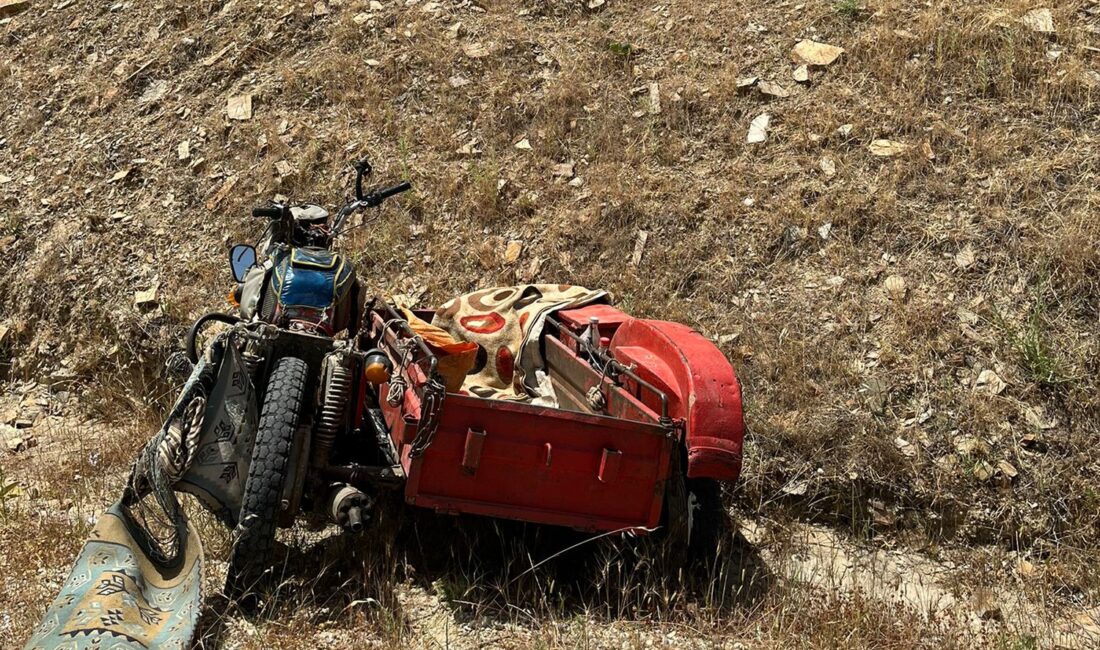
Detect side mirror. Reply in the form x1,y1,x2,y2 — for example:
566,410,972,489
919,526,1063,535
229,244,257,282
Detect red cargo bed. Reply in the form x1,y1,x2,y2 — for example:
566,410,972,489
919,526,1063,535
368,301,742,535
371,308,676,534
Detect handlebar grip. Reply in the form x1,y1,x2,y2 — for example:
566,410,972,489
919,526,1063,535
375,181,412,201
252,206,283,219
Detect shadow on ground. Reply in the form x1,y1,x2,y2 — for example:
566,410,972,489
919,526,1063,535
192,497,774,647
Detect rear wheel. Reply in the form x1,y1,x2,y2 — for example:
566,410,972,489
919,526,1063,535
225,356,308,601
663,455,727,564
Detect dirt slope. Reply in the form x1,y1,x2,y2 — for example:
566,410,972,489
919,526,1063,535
3,0,1100,647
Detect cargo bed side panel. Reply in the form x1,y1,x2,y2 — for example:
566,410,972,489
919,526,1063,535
400,395,673,533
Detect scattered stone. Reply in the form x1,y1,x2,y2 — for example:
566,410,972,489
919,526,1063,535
202,44,234,67
793,64,809,83
818,222,833,239
894,436,917,458
551,161,575,178
974,369,1007,395
1021,8,1054,34
791,39,845,66
746,112,770,144
781,479,809,496
973,460,994,481
884,274,907,299
836,123,854,137
869,139,910,157
514,137,532,150
568,176,585,188
631,230,649,266
504,240,523,264
587,0,605,8
819,157,836,178
6,434,36,454
996,460,1018,480
312,2,330,17
274,160,295,177
954,245,977,269
138,80,170,105
648,82,661,114
456,138,480,156
134,284,159,309
448,74,471,88
0,0,31,18
462,42,491,58
177,140,191,161
758,80,790,98
921,139,936,160
956,307,979,325
227,94,253,120
736,76,759,91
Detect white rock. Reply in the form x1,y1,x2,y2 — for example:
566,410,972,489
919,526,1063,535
746,113,771,144
975,369,1007,395
791,39,845,66
1021,8,1054,34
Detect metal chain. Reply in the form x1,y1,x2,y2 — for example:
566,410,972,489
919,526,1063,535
409,374,445,458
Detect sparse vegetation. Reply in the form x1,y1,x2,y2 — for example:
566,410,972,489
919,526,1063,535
834,0,865,19
994,297,1073,388
3,0,1100,647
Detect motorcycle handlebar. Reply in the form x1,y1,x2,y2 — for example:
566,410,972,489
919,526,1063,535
374,181,412,202
252,206,284,219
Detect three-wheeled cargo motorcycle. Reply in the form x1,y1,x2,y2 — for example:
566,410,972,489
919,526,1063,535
184,160,745,597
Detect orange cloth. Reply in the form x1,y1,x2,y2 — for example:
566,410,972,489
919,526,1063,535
399,307,478,392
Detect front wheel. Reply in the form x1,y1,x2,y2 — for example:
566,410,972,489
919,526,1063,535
225,356,308,600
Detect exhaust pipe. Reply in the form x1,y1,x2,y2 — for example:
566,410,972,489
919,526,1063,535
347,506,363,533
327,484,372,533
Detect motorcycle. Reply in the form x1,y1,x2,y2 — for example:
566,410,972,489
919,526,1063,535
185,160,411,596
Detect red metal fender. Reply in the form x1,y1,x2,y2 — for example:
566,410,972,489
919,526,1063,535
609,318,745,482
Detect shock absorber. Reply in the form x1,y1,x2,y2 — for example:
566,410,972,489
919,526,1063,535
312,354,352,468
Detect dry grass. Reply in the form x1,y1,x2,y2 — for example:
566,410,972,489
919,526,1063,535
3,0,1100,646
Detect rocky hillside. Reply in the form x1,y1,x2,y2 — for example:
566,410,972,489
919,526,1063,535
3,0,1100,647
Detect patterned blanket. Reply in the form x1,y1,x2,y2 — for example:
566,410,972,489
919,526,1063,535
431,284,606,403
24,505,203,650
26,334,258,650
